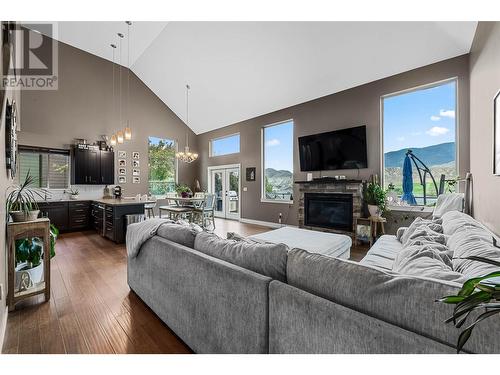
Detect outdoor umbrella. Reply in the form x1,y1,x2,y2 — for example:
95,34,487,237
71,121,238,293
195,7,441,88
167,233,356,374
401,154,417,205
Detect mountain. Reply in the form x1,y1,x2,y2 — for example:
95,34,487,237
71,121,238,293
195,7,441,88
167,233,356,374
384,142,455,168
265,168,293,193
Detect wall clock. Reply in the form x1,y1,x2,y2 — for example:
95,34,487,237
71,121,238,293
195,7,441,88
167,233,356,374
5,99,18,178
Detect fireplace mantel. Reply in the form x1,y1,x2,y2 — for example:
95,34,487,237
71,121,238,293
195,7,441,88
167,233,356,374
296,180,364,235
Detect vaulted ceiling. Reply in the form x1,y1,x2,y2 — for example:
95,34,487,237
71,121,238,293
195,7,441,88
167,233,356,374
28,21,477,134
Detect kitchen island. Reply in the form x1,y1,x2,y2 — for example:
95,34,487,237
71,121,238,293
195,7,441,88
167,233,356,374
38,198,154,243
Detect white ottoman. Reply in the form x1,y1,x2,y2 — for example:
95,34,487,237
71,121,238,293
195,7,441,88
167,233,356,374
249,226,351,259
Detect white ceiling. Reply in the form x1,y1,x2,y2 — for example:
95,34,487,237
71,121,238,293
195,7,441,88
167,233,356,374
28,21,477,134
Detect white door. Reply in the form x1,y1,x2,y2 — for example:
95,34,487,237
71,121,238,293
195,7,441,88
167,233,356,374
209,167,240,220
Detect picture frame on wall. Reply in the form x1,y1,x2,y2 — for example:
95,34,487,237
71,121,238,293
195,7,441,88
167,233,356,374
494,90,500,175
133,176,140,184
118,159,126,167
132,152,140,160
132,160,140,168
118,168,126,175
118,151,127,158
132,169,140,176
118,176,126,184
246,167,256,181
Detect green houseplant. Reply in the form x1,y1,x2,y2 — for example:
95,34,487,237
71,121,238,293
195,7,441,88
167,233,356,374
6,170,46,222
175,183,192,198
363,180,387,217
437,250,500,353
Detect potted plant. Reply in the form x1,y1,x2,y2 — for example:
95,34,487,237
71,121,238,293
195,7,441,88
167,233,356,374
175,183,193,198
437,251,500,353
6,170,46,222
68,188,80,200
363,180,387,217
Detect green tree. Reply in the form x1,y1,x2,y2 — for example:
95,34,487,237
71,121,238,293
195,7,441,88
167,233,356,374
265,176,273,193
148,138,176,195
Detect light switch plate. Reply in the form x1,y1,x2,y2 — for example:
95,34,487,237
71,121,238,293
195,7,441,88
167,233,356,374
243,187,248,192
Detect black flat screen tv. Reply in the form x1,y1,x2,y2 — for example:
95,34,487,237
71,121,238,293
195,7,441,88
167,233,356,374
298,125,368,171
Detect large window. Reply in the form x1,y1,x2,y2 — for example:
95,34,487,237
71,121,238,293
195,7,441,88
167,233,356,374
148,136,177,196
18,146,69,189
210,133,240,157
262,120,294,202
382,79,457,205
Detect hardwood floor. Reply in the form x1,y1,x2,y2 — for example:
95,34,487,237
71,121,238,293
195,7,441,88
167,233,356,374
2,218,368,354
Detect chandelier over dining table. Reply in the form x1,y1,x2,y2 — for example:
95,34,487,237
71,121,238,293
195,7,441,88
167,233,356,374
176,84,199,163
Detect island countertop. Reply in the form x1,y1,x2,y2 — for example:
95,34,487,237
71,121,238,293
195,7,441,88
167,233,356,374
92,198,155,206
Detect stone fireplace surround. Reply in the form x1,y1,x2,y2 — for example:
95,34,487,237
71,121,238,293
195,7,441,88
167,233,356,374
296,179,363,236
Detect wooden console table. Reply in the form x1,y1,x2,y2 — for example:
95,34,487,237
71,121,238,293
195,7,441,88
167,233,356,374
7,218,51,311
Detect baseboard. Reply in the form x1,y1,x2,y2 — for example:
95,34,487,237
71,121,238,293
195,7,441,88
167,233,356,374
0,306,7,354
239,217,297,229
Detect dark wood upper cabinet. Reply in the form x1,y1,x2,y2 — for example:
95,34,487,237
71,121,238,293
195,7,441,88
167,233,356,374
100,150,114,185
71,148,113,185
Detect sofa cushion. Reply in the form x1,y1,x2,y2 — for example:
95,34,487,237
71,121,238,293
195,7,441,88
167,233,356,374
156,222,200,249
393,243,466,283
400,217,443,245
360,235,402,271
194,231,288,282
286,248,500,353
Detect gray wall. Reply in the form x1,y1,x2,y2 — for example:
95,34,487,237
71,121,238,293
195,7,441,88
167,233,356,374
19,36,199,197
469,22,500,234
197,55,470,226
0,23,22,350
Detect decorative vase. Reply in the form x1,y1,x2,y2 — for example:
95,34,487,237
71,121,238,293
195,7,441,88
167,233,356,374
368,204,381,218
181,192,189,198
70,194,79,200
10,210,40,222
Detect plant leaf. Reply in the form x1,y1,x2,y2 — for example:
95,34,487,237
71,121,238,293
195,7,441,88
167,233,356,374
458,272,500,297
461,255,500,268
456,309,500,353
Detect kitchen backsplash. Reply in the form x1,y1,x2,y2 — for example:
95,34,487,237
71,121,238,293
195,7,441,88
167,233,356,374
46,185,117,200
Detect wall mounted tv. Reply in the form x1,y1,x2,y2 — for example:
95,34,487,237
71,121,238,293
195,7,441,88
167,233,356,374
298,125,368,171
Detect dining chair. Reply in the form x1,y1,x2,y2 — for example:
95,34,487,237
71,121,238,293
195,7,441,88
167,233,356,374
192,193,216,230
144,196,157,218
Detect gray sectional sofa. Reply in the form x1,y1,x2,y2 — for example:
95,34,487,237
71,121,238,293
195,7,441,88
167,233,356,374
127,211,500,354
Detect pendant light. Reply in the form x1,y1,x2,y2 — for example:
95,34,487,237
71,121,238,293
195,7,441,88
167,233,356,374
110,43,117,147
117,32,124,144
124,21,132,140
176,84,198,163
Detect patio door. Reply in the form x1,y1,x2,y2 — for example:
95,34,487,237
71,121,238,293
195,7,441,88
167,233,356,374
209,166,240,220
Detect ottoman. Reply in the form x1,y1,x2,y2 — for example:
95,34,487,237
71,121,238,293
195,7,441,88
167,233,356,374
249,226,351,259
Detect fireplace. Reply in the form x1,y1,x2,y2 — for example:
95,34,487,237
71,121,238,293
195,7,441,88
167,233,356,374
304,193,353,232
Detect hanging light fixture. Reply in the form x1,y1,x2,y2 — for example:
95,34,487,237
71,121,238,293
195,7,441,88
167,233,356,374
124,21,132,140
176,84,198,163
117,32,125,141
109,43,117,147
117,130,124,144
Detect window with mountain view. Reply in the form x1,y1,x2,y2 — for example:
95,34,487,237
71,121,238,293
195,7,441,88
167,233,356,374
148,136,176,197
262,120,294,202
382,79,457,205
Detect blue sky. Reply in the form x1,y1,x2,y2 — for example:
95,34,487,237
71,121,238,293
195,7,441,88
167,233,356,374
383,81,456,153
212,134,240,156
264,121,294,171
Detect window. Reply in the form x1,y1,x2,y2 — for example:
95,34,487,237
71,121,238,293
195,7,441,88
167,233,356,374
382,79,457,205
210,133,240,156
262,120,294,202
148,136,177,196
18,146,70,189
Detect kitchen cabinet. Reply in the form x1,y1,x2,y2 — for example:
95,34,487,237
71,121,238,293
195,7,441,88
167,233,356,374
71,147,114,185
91,201,145,243
38,200,91,232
